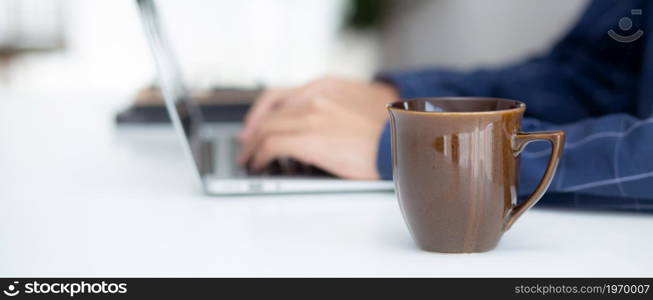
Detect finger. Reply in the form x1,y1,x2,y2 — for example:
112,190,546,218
239,88,291,140
250,134,314,171
238,107,309,165
277,78,333,110
240,77,335,141
250,77,330,116
240,94,335,164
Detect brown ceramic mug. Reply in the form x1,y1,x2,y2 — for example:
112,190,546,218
387,97,564,253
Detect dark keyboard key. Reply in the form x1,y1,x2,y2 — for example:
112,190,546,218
245,157,334,178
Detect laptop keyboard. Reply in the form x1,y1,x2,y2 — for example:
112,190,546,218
219,135,332,178
248,157,332,177
228,136,247,177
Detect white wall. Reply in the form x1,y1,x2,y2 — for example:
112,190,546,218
3,0,153,96
2,0,347,96
380,0,590,70
155,0,347,88
1,0,591,98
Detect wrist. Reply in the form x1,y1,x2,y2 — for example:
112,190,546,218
372,82,400,104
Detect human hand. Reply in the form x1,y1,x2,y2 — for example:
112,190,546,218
238,76,398,179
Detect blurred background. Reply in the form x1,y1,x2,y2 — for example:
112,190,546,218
0,0,589,104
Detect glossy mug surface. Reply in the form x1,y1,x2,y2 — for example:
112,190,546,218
387,98,564,253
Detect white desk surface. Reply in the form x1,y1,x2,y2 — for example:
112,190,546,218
1,93,652,277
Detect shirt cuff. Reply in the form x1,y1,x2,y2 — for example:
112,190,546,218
376,121,393,180
374,71,420,99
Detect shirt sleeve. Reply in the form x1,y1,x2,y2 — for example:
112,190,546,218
519,114,653,200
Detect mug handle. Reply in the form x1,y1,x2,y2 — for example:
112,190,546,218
504,130,565,231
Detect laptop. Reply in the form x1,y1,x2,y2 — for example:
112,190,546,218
135,0,394,195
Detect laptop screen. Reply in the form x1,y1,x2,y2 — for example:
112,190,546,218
136,0,207,179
